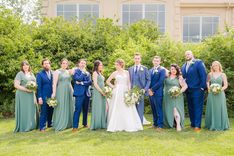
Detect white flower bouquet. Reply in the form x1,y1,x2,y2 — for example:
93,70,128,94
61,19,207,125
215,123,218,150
47,98,58,107
168,86,181,98
103,86,113,98
26,81,37,91
210,83,222,95
124,87,145,106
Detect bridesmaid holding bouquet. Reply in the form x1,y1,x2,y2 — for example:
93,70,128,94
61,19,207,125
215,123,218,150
205,61,230,131
52,58,74,131
163,64,187,131
14,60,38,132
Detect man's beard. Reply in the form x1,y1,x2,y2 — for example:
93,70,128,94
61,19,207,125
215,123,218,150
186,58,192,61
44,67,50,71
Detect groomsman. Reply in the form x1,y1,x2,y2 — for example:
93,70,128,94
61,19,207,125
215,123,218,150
37,58,53,132
148,56,166,130
128,53,151,123
181,50,207,132
72,59,92,131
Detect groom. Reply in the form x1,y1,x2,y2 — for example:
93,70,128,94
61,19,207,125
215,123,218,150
129,53,151,123
181,50,207,132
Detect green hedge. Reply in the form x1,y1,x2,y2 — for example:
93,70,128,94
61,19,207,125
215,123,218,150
0,7,233,117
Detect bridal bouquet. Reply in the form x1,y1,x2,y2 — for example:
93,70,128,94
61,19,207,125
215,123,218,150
210,83,222,94
168,86,181,98
47,98,57,107
26,81,37,91
124,87,145,106
103,86,113,98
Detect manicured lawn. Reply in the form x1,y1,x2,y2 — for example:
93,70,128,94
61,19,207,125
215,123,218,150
0,115,234,156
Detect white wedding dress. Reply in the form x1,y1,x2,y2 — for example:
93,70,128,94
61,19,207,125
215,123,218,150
107,73,143,132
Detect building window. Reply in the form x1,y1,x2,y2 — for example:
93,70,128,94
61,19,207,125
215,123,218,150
56,4,99,21
122,4,165,33
183,16,219,42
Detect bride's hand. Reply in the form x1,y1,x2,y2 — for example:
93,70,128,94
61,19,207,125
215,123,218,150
101,91,106,96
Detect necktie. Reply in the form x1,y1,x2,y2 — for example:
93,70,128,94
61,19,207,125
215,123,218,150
135,66,138,73
186,62,190,73
47,71,51,79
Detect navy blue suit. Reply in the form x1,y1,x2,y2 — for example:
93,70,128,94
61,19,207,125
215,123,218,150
181,59,207,128
149,66,166,128
128,65,151,123
73,69,92,128
36,70,53,130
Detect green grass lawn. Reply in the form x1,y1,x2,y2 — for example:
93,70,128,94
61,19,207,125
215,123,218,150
0,115,234,156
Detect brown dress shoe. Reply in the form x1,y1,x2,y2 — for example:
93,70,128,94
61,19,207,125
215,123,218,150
194,127,201,132
72,128,78,132
83,125,89,128
156,127,163,132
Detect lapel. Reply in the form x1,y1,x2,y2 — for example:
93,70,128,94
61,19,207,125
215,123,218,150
182,63,187,76
150,68,154,76
186,59,196,74
130,66,134,82
137,65,144,76
152,66,160,78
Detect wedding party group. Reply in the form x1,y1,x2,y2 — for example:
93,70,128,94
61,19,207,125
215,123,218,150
13,50,230,133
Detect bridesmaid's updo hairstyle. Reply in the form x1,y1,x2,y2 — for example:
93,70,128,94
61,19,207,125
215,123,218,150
93,60,102,73
21,60,31,73
115,59,125,69
60,58,69,64
170,64,181,78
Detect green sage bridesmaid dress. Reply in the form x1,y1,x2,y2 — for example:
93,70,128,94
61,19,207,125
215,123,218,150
205,74,230,131
14,71,38,132
53,69,74,131
90,74,107,130
163,77,185,129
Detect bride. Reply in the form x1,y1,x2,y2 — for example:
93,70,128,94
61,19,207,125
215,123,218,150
106,59,143,132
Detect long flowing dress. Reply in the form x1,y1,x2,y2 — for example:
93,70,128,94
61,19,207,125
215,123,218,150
205,75,230,131
107,73,143,132
53,69,74,131
14,71,38,132
90,74,107,130
163,78,185,128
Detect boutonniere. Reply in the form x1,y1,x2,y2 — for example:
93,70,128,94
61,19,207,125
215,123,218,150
190,60,196,66
82,70,89,76
139,66,144,72
154,69,158,74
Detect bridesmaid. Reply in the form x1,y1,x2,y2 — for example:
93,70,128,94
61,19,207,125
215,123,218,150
14,60,37,132
90,60,107,130
205,61,230,131
52,58,74,131
163,64,187,131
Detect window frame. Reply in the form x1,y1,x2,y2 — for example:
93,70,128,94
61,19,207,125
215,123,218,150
182,16,220,43
56,3,100,21
121,3,166,33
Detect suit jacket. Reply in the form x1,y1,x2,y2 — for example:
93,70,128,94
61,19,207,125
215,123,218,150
128,65,151,91
36,70,53,101
73,69,92,97
181,59,207,90
149,66,166,97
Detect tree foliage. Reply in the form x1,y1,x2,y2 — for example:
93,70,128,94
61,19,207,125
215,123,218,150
0,7,233,116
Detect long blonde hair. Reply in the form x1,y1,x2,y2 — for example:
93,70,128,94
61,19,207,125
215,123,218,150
211,61,223,72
